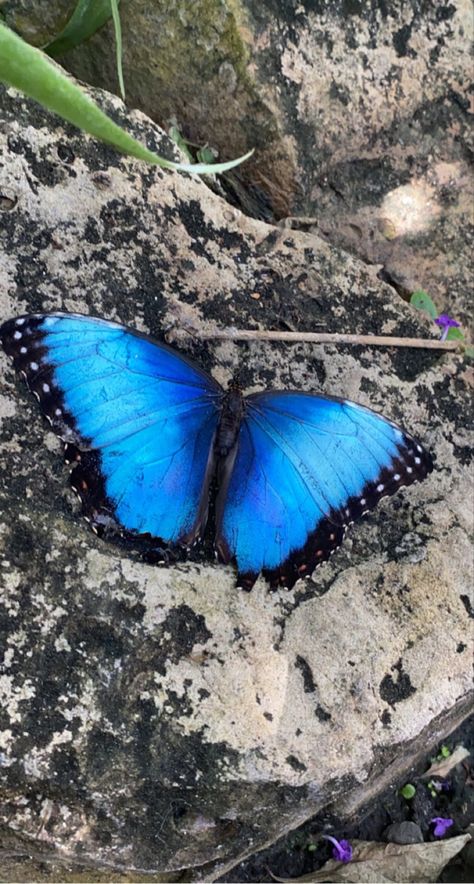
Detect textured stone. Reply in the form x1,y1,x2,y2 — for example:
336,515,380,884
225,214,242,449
0,83,472,879
59,0,473,319
384,821,424,845
7,2,472,318
0,0,75,47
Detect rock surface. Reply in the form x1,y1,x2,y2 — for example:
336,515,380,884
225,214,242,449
0,84,472,879
0,0,75,47
384,821,424,845
62,0,473,320
6,2,473,318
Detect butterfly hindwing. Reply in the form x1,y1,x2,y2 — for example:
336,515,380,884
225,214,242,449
216,391,433,590
1,314,222,548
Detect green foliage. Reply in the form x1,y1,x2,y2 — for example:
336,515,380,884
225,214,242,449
445,327,464,341
196,145,217,165
110,0,125,100
45,0,119,58
430,745,452,765
168,125,196,164
46,0,125,100
400,783,416,800
168,125,220,173
410,290,472,356
0,23,252,176
410,291,438,320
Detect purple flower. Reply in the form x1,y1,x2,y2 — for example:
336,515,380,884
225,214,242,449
431,779,451,792
431,817,454,837
323,835,353,863
435,314,460,342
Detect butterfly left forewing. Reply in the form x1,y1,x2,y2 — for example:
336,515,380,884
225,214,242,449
1,313,222,551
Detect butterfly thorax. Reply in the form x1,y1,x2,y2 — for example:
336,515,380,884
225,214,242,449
215,387,244,457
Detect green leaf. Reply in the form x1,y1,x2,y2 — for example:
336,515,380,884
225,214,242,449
45,0,119,58
0,23,253,175
110,0,125,101
46,0,125,101
440,745,451,758
196,146,217,165
446,327,465,341
168,128,219,170
168,125,195,163
400,783,416,799
410,291,438,320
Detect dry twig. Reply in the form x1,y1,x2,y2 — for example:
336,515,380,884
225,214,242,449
198,330,459,350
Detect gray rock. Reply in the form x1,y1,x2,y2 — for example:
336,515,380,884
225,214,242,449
61,0,474,319
6,4,472,320
0,82,472,880
384,821,424,845
0,0,75,48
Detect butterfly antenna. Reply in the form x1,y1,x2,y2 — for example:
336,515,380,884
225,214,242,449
165,319,236,383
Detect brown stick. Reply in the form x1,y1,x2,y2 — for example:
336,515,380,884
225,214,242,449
197,330,460,350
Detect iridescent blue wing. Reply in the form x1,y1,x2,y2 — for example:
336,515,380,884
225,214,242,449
216,391,433,590
1,313,222,549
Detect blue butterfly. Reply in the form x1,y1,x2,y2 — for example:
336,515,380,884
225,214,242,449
0,313,433,590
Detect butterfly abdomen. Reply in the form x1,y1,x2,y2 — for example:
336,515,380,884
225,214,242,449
215,388,245,457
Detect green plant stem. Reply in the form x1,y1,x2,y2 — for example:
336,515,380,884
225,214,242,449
110,0,125,100
45,0,120,58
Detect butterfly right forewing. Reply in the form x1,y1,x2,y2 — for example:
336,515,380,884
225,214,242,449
215,390,433,590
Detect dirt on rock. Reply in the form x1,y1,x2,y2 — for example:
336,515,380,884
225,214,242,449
220,715,474,883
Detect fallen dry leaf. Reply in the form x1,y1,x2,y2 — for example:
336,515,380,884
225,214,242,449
269,835,471,883
421,744,470,779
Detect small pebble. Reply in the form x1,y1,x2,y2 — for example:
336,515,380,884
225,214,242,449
384,821,424,844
